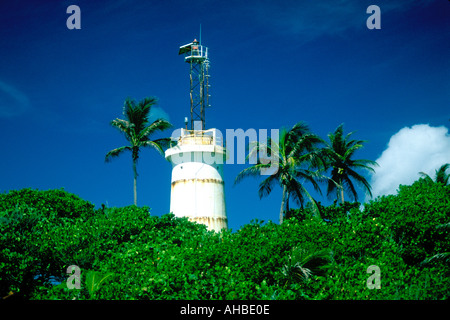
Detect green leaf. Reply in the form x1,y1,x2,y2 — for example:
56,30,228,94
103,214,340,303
85,270,115,298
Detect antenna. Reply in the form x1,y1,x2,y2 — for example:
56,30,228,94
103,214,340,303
178,37,211,130
199,24,202,45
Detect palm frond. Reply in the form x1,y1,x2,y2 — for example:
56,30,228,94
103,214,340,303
234,163,273,185
303,189,321,217
151,137,172,151
289,135,324,160
123,97,158,133
298,248,334,274
346,167,373,199
138,118,173,141
343,142,364,159
326,177,341,200
436,222,450,230
352,158,378,172
105,146,132,163
436,163,450,185
419,172,434,185
419,252,450,267
288,121,311,138
110,119,134,138
295,169,322,194
281,247,333,284
258,174,279,199
296,149,327,170
248,138,281,165
141,140,165,156
285,177,306,208
342,175,359,202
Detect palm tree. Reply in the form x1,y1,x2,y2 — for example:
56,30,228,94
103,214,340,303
105,97,172,205
234,122,326,224
324,124,378,204
419,163,450,185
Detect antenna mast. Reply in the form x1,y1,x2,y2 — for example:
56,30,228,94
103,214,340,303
178,37,211,130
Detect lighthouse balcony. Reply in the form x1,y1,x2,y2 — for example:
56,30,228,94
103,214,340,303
176,128,223,147
165,128,227,162
179,41,208,62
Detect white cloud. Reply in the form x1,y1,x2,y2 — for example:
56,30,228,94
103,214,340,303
0,80,30,117
370,124,450,198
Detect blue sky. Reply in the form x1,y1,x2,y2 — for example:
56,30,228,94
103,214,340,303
0,0,449,231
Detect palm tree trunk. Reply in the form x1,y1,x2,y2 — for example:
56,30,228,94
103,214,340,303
337,177,344,204
133,159,138,206
286,194,290,213
280,185,287,224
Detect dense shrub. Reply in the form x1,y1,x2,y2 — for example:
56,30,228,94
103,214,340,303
363,178,450,265
0,205,43,298
0,188,96,219
285,201,360,223
1,182,449,300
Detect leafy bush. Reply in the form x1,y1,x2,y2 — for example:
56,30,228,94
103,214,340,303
0,188,96,219
1,182,449,300
0,205,43,298
285,201,360,223
363,178,450,265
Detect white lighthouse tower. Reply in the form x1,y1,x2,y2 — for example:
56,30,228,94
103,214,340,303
165,39,228,232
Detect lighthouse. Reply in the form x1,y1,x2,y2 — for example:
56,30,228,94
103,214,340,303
165,39,228,232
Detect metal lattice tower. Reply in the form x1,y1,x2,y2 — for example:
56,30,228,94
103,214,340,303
178,39,211,130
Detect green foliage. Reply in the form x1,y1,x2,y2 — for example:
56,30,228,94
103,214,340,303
280,247,334,285
0,189,97,298
286,201,360,223
0,205,43,298
0,188,96,219
85,270,115,298
363,178,450,265
1,181,449,300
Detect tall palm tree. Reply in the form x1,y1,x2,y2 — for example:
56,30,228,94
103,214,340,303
324,124,378,204
234,122,326,224
105,97,172,205
419,163,450,185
